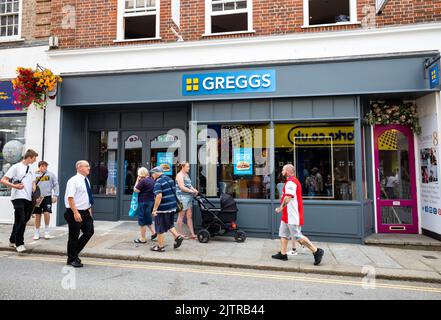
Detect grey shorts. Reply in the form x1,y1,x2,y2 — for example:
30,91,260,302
279,221,304,240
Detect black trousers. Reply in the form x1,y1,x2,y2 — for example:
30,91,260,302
64,209,94,263
10,199,33,247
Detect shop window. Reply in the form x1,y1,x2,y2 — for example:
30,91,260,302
118,0,159,40
197,124,271,199
0,114,26,196
0,0,20,39
304,0,357,27
88,131,118,196
206,0,252,34
274,122,356,200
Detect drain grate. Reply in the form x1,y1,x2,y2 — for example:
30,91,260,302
423,255,438,260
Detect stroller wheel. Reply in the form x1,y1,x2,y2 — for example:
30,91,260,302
197,229,210,243
234,230,246,243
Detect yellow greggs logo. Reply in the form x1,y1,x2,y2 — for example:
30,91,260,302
185,78,199,92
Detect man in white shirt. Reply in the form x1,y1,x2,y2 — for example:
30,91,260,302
64,160,95,268
0,149,38,253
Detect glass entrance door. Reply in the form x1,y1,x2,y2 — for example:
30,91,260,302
119,130,181,219
374,125,418,233
120,131,146,220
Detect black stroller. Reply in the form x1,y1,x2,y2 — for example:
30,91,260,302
194,193,246,243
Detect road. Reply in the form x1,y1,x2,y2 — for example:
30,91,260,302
1,251,441,300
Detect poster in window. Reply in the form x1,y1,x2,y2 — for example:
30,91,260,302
158,152,173,176
233,148,253,175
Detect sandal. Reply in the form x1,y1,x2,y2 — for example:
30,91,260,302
150,245,165,252
151,233,157,241
189,235,197,240
134,238,147,244
174,235,184,249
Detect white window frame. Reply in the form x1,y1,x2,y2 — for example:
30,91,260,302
204,0,254,36
0,0,23,43
302,0,359,28
115,0,161,42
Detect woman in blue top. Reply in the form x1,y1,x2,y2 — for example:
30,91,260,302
176,162,198,239
133,167,157,243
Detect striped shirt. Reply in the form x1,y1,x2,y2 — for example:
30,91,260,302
153,175,177,212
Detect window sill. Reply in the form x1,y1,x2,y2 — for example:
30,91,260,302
113,37,162,43
202,30,256,37
301,22,361,29
0,37,24,43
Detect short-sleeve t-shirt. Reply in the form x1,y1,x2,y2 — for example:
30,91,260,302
281,176,304,226
135,177,155,202
153,175,177,212
5,162,35,201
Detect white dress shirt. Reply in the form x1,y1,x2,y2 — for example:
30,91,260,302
65,173,92,210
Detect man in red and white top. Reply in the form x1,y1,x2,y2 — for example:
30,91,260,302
272,164,324,266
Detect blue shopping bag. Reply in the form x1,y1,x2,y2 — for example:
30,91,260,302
128,192,139,217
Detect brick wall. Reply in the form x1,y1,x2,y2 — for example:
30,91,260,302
49,0,441,49
0,0,52,49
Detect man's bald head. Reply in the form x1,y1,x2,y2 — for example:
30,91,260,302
76,160,90,177
282,164,295,177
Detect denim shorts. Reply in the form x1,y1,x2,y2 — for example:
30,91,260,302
138,201,154,226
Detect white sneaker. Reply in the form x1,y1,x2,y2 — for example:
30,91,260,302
16,245,27,253
33,232,40,240
287,249,298,256
9,242,16,248
44,232,53,239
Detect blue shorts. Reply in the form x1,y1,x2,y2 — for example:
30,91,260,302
155,212,175,234
138,201,154,226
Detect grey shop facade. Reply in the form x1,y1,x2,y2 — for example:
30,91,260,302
55,51,441,244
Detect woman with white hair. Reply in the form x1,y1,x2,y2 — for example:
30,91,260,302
133,167,157,243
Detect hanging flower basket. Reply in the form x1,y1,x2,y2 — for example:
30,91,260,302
11,66,62,110
365,101,422,135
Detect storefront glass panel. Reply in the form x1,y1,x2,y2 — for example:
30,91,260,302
89,131,118,196
0,114,26,196
197,124,271,199
274,122,356,200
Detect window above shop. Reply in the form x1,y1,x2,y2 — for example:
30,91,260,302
303,0,358,28
0,0,21,41
205,0,254,35
116,0,160,41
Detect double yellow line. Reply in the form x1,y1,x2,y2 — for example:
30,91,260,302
9,254,441,294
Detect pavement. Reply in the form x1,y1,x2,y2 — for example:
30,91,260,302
1,221,441,284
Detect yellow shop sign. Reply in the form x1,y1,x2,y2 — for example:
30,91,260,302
276,125,355,147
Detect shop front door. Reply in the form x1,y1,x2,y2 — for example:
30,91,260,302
119,130,181,220
374,124,418,233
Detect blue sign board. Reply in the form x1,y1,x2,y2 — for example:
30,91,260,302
183,70,276,96
233,148,253,176
0,81,15,111
157,152,173,176
429,64,440,89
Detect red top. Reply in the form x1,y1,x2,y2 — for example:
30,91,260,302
281,176,304,226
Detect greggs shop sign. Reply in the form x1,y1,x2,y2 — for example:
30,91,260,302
182,70,276,96
275,125,355,147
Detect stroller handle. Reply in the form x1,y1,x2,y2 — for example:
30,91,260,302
194,193,217,208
